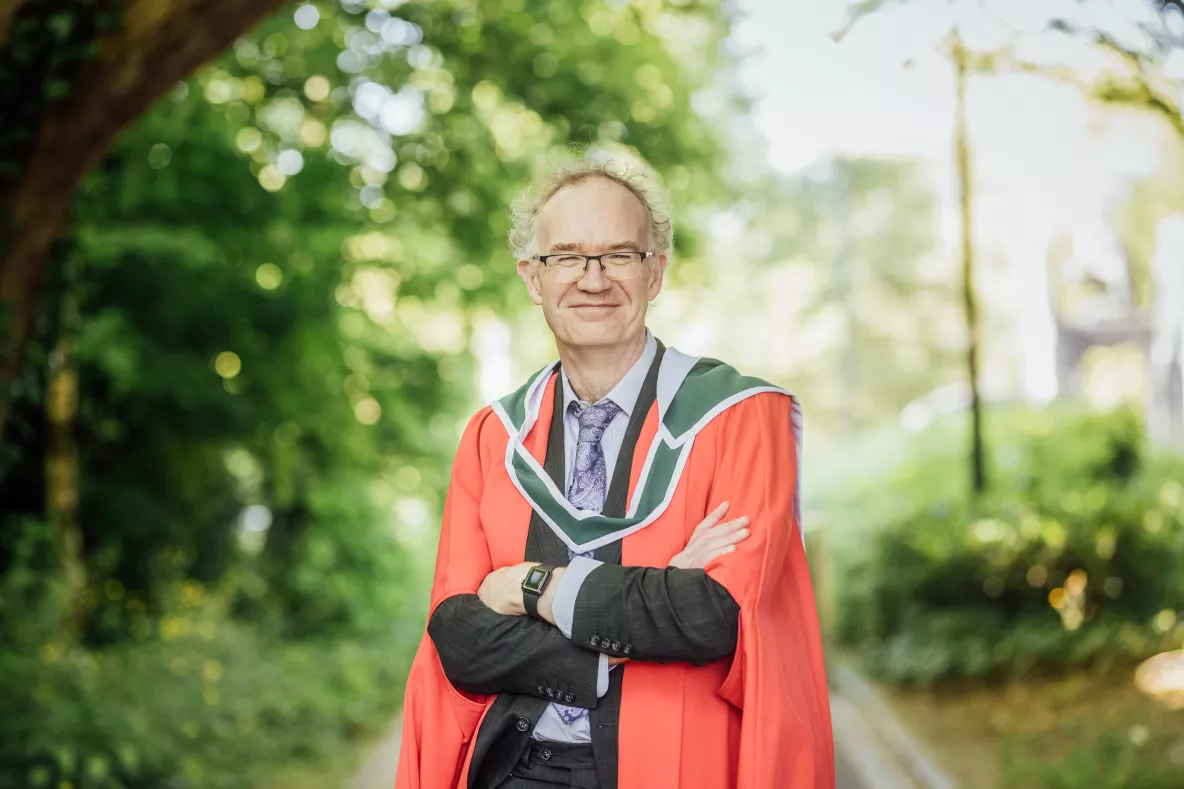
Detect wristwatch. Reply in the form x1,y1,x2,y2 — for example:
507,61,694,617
521,563,556,619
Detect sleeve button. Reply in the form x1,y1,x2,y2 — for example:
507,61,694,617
611,641,621,652
564,692,575,703
590,635,600,647
623,644,632,655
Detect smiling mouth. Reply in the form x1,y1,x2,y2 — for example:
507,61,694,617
568,304,620,320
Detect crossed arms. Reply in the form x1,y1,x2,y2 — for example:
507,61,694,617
425,393,798,713
427,503,749,710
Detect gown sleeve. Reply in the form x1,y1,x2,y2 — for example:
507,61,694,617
395,408,498,789
702,392,835,789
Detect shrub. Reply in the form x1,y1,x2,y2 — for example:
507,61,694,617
0,624,416,789
1001,728,1184,789
821,403,1184,684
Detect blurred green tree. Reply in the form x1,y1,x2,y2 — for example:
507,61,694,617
1048,1,1184,305
0,0,289,440
1048,1,1184,139
833,0,1045,496
0,0,736,642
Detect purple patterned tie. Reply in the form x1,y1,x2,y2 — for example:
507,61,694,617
554,399,620,725
567,400,621,511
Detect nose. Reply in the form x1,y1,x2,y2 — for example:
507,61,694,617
577,259,611,291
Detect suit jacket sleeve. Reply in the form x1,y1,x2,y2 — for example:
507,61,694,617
428,592,601,708
568,563,740,663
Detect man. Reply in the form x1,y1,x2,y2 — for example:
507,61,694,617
396,158,834,789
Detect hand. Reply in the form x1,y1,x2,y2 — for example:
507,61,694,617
606,655,628,666
668,501,749,569
477,562,535,616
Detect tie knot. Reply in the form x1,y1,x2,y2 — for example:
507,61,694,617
572,400,621,430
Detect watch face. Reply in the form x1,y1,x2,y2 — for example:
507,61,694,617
523,566,549,593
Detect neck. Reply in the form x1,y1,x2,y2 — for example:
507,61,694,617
558,331,647,404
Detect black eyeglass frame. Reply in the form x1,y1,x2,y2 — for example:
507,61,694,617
533,250,656,273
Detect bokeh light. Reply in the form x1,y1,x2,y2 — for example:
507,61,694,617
213,351,241,379
255,263,283,290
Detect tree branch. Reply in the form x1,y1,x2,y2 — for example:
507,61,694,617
0,0,286,439
0,0,26,47
1049,17,1184,140
832,0,908,42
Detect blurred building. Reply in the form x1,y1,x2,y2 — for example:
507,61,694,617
1048,221,1150,402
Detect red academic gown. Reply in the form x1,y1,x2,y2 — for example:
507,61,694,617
396,369,835,789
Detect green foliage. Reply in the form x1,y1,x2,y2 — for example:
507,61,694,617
826,403,1184,684
0,0,121,185
0,626,415,789
1001,728,1184,789
0,518,68,650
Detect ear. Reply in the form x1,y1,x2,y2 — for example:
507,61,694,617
517,258,544,305
646,254,668,302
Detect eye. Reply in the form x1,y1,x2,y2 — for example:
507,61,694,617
603,253,637,265
552,255,584,266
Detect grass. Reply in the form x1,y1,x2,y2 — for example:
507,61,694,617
876,665,1184,789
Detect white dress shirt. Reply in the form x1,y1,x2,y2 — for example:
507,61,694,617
530,330,657,743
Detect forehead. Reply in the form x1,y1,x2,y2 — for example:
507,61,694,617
536,178,650,250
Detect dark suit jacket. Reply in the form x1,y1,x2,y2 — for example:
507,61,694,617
427,346,740,789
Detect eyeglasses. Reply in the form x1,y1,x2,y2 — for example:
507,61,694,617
534,251,654,283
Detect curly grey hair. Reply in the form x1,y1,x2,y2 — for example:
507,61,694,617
508,156,674,261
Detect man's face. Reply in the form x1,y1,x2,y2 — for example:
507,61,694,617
517,178,667,351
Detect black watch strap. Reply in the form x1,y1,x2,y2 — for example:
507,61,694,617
521,563,556,619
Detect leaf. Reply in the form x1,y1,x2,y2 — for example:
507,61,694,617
44,80,71,101
48,13,74,40
95,10,123,28
833,0,907,41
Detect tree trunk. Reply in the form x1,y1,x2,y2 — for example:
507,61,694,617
954,36,987,495
45,287,85,634
0,0,26,45
0,0,286,443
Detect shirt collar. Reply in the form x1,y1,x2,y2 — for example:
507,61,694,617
561,329,656,418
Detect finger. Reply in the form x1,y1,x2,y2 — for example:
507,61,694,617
691,502,730,537
701,528,750,554
679,541,737,570
688,517,748,548
703,516,749,537
699,537,745,565
691,501,730,538
727,526,752,544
